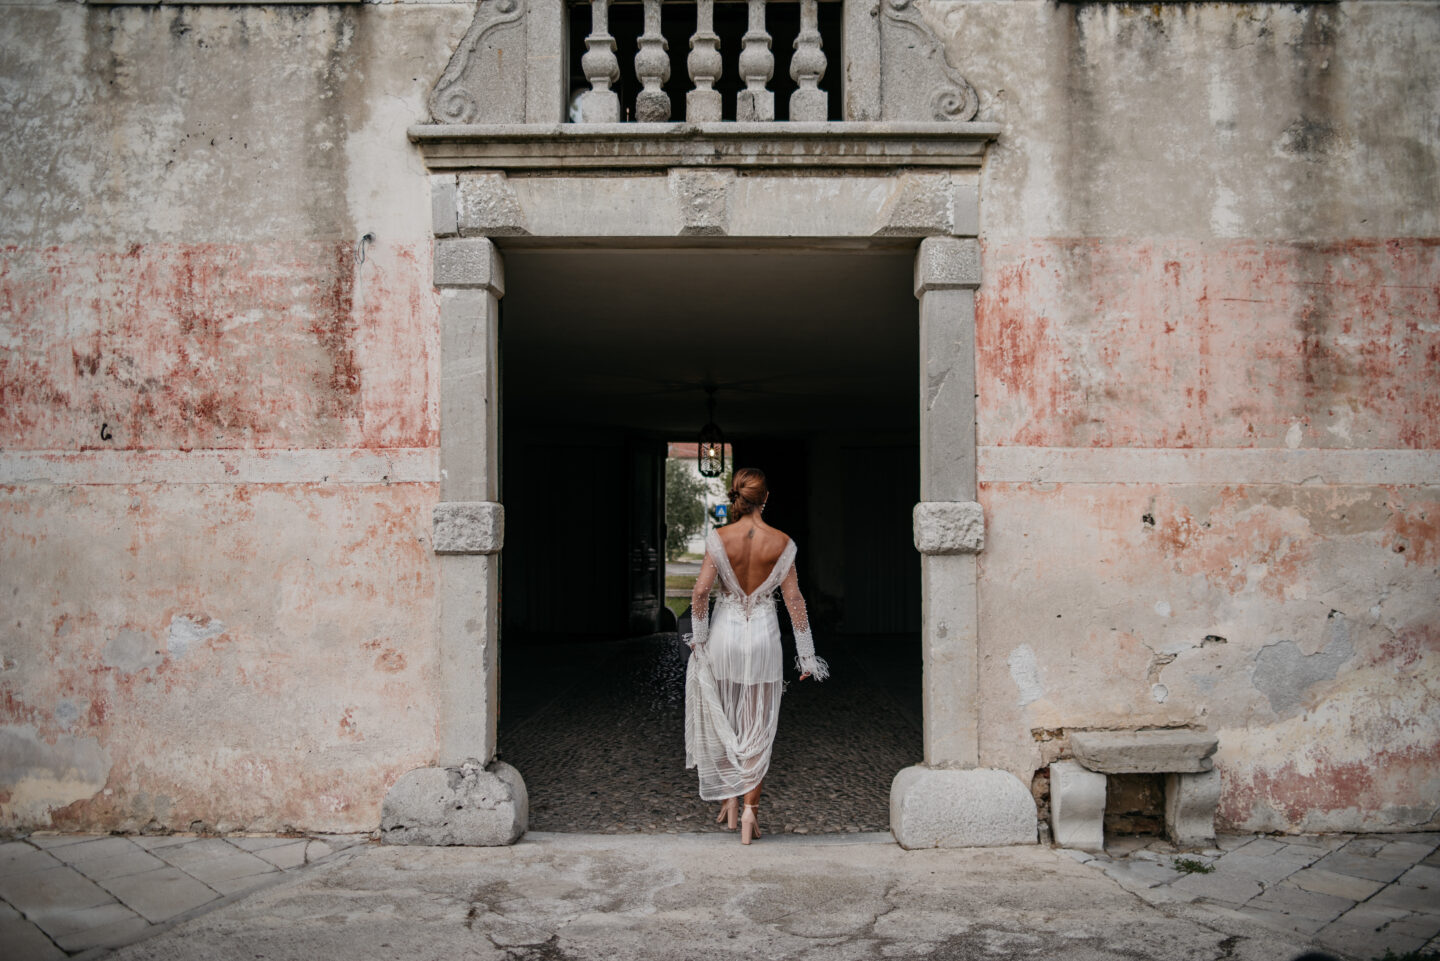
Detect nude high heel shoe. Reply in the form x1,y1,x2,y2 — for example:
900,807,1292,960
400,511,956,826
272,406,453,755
716,797,738,830
740,804,762,845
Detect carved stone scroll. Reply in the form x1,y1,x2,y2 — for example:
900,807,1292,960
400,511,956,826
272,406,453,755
880,0,979,122
429,0,529,125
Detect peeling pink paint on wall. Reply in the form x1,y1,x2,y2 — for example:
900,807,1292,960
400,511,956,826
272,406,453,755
976,239,1440,450
977,481,1440,833
0,242,439,451
0,482,440,833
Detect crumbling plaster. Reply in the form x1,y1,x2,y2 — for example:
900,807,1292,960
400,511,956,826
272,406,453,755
977,482,1440,833
1,4,462,831
0,481,440,832
909,0,1440,835
1,0,1437,834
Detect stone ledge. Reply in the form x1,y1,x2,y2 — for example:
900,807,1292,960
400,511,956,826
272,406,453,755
1070,730,1218,774
913,501,984,554
433,501,504,554
890,766,1036,849
409,121,1000,171
381,760,527,846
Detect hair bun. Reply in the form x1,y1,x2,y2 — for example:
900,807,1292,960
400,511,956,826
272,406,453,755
727,468,768,518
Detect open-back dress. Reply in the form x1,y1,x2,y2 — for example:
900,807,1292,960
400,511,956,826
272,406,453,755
684,528,829,801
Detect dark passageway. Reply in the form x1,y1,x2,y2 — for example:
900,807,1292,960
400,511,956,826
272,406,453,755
497,244,922,833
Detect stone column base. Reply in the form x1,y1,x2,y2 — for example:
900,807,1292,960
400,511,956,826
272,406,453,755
380,759,527,846
890,766,1037,849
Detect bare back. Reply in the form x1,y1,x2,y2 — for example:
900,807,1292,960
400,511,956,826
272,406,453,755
716,521,790,595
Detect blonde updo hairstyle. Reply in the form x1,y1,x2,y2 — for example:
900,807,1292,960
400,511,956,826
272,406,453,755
728,468,768,519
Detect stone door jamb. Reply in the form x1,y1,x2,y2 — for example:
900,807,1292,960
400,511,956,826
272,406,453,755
382,160,1036,847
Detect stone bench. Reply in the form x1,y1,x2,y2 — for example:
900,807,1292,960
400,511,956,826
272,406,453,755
1049,730,1220,852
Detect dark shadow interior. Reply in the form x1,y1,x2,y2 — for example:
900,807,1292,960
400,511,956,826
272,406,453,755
496,243,923,833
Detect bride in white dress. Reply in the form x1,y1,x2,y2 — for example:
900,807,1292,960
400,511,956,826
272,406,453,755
684,468,829,844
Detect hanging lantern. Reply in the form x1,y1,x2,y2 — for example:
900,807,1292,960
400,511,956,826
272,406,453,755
697,388,726,478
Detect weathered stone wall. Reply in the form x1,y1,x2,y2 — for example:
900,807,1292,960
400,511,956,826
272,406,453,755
943,0,1440,832
0,2,470,831
1,0,1435,835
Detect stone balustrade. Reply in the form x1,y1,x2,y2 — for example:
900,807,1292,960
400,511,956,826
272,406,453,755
578,0,830,123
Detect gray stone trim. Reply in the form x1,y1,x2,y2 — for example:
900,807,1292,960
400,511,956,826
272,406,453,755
1070,730,1219,774
433,501,504,555
434,237,505,292
913,501,984,555
431,176,459,238
1049,761,1107,852
1165,770,1221,848
86,0,359,4
914,236,981,294
890,766,1037,848
381,760,527,847
409,122,1000,171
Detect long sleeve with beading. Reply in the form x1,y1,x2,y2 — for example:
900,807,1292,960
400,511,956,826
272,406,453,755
780,564,829,681
686,548,719,650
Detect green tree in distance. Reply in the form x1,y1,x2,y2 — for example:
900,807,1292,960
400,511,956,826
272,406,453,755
665,458,712,561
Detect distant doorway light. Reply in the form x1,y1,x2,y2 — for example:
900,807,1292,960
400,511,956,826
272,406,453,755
698,387,726,478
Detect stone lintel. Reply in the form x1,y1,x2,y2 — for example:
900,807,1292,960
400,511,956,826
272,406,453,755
433,501,504,554
914,501,984,554
380,760,527,846
434,237,505,293
890,766,1037,849
409,121,1000,172
1069,730,1219,775
914,236,981,294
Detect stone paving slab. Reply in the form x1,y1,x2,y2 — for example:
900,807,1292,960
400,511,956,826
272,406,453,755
100,838,1315,961
1315,849,1415,883
173,850,277,885
1290,867,1388,901
101,867,219,924
1075,832,1440,961
0,832,366,959
0,841,61,880
0,900,66,961
46,837,137,865
66,848,167,883
0,864,115,916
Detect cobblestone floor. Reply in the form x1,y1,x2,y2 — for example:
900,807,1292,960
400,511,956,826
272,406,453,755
497,632,923,835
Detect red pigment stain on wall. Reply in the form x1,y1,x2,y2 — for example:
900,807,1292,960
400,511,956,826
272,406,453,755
976,239,1440,449
0,242,438,450
1382,494,1439,567
1219,740,1440,829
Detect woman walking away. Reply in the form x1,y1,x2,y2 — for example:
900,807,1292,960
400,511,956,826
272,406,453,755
683,468,828,844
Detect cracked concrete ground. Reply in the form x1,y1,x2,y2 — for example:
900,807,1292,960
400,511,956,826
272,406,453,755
95,834,1335,961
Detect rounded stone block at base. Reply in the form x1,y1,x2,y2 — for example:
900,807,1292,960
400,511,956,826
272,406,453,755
381,759,527,846
890,766,1037,849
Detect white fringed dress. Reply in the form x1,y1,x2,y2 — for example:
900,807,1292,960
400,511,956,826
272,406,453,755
684,529,829,802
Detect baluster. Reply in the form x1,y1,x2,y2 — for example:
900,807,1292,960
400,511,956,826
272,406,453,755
686,0,722,123
789,0,827,121
579,0,620,123
736,0,774,122
634,0,671,122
